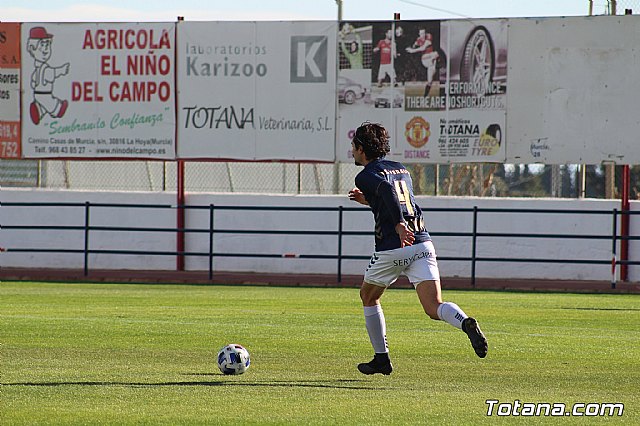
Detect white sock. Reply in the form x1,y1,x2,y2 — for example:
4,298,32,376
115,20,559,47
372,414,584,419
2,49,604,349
364,305,388,353
437,302,468,329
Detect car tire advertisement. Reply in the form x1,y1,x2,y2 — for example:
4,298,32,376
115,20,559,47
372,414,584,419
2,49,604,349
337,19,507,164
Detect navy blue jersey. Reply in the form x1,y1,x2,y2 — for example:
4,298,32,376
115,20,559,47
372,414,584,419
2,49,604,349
355,158,431,251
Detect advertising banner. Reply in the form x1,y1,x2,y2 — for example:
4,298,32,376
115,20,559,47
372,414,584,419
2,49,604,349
337,19,507,163
0,23,21,159
177,21,337,161
21,23,175,159
506,16,640,164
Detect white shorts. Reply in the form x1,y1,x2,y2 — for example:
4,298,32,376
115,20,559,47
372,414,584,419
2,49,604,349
377,63,396,81
364,241,440,288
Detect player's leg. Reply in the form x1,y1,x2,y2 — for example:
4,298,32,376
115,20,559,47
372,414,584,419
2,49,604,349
407,241,488,358
358,281,393,375
424,63,437,96
415,280,488,358
414,279,442,320
357,250,401,375
377,66,385,87
416,279,465,326
360,281,388,354
389,65,397,86
420,55,436,95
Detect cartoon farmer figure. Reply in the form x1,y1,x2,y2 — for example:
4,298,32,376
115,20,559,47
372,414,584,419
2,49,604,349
27,26,70,125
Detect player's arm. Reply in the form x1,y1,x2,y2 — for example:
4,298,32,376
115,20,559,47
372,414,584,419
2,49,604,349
340,39,348,55
414,43,429,54
56,63,70,77
406,41,418,53
348,187,368,205
394,222,415,247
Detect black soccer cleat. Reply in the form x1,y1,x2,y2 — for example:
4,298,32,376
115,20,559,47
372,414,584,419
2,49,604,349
462,317,488,358
357,354,393,375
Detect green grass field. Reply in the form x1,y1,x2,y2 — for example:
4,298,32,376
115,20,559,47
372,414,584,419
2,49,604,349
1,281,638,425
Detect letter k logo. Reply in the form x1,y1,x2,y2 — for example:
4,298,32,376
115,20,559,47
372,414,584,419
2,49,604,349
290,36,327,83
298,41,322,77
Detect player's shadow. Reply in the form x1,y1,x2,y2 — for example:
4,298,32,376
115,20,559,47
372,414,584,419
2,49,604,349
2,376,384,390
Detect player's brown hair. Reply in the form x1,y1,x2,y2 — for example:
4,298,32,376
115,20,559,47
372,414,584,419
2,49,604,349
353,122,390,160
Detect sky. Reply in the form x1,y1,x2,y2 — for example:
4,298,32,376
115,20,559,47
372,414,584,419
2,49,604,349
3,0,610,23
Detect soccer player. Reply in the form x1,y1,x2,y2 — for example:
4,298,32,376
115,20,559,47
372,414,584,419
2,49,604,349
339,23,364,69
405,28,440,97
373,29,397,87
393,25,410,85
348,122,488,375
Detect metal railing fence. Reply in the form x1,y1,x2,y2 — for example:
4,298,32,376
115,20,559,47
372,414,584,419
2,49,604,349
1,201,638,288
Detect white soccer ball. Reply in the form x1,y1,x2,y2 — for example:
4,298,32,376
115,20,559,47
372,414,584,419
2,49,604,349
217,343,251,375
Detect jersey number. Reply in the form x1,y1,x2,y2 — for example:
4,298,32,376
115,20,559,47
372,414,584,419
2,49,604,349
393,180,415,216
393,180,424,232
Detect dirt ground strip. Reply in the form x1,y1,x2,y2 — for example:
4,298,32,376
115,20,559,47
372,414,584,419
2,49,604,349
1,268,639,294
